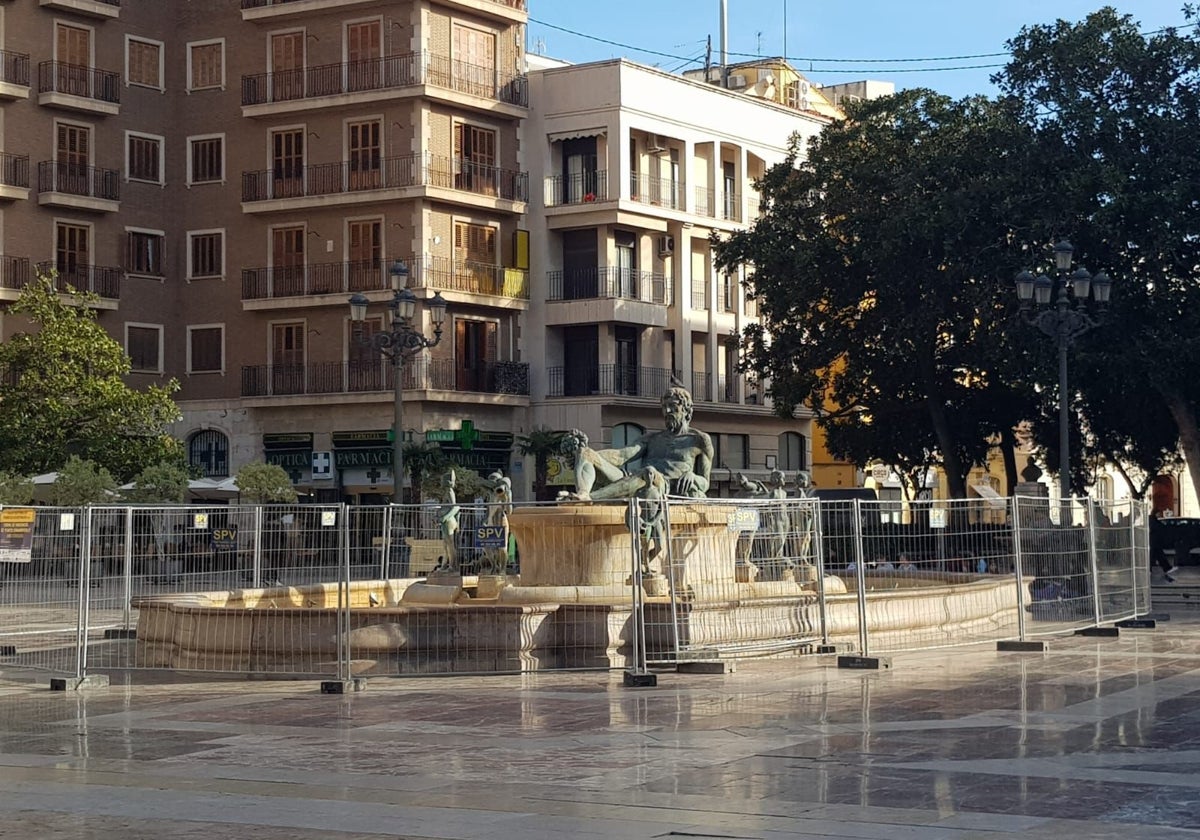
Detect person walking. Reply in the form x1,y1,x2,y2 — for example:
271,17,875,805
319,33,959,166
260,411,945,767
1149,511,1178,583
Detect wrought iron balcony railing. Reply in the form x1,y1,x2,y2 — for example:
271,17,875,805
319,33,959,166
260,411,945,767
546,266,671,305
0,50,30,87
38,161,120,201
35,262,121,298
0,256,31,291
243,0,525,9
0,153,29,189
545,170,606,206
241,359,530,398
242,256,529,300
630,173,683,210
546,365,676,398
241,51,527,108
242,151,528,203
37,61,120,103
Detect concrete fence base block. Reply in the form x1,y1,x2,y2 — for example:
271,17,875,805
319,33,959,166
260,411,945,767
1115,618,1157,629
623,670,658,688
50,674,110,692
677,661,733,675
997,640,1047,652
319,679,367,695
837,655,891,670
1075,627,1120,638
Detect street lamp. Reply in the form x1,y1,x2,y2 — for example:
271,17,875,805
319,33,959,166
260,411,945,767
349,259,447,502
1014,240,1114,507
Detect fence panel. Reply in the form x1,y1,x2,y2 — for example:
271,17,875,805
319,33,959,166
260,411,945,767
643,497,826,665
1091,498,1143,625
0,507,85,676
1014,496,1098,637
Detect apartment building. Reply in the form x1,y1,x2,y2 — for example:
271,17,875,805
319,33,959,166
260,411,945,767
0,0,531,502
524,57,827,496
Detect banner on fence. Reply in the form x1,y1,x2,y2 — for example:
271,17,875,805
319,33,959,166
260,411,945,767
0,507,35,563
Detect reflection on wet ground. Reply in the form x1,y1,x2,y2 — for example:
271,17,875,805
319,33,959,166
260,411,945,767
0,619,1198,838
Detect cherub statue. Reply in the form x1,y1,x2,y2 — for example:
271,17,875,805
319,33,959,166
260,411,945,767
481,470,513,575
436,469,461,574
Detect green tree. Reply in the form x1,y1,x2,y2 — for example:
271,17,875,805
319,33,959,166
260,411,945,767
123,461,191,504
235,462,298,504
402,441,449,504
517,426,562,501
0,273,183,481
715,91,1057,497
0,472,34,505
999,7,1200,497
51,456,117,506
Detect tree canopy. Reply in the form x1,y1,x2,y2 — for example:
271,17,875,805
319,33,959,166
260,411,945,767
0,274,184,482
234,463,298,504
715,90,1062,497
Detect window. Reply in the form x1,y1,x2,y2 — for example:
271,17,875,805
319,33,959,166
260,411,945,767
451,23,496,97
126,229,164,276
56,222,90,276
189,230,223,278
188,325,223,373
188,429,229,477
453,122,496,194
778,432,806,471
126,37,162,89
188,40,224,90
126,133,162,184
612,423,644,450
189,135,223,184
715,434,749,471
126,324,162,373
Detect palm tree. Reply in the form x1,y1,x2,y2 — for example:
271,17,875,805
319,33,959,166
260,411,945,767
402,441,447,504
517,426,562,501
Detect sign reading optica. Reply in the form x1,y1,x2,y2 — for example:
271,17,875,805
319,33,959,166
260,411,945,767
0,508,37,563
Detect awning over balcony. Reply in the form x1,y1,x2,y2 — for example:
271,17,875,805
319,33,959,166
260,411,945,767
548,128,607,142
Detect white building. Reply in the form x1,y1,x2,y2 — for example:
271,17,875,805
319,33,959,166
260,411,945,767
522,57,829,495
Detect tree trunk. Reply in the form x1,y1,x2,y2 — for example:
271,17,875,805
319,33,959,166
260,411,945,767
1163,388,1200,509
1000,427,1018,496
925,394,967,499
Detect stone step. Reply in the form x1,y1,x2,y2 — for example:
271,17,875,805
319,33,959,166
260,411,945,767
1150,583,1200,609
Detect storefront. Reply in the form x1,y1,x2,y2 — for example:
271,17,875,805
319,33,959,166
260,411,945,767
333,430,394,503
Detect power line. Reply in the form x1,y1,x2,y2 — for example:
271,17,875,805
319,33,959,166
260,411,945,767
528,17,1195,74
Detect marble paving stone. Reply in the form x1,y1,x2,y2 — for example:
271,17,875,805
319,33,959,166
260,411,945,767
1,619,1200,837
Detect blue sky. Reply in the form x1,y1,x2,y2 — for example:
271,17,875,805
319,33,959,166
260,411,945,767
526,1,1193,98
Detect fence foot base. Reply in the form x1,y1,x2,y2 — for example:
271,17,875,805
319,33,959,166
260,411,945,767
677,661,733,675
0,645,15,657
1075,627,1120,638
1116,618,1157,629
320,679,366,694
997,640,1047,652
104,629,136,640
623,670,658,688
837,655,890,670
50,674,109,692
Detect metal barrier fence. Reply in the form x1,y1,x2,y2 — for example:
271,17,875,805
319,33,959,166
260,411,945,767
0,494,1151,683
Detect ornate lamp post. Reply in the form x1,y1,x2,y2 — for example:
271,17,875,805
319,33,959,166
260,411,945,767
1014,240,1114,506
349,259,447,502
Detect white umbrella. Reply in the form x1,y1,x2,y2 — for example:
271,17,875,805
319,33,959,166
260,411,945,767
188,477,239,501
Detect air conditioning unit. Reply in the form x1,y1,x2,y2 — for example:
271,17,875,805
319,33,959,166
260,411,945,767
646,134,667,154
797,80,810,97
656,235,675,257
797,96,811,111
728,74,747,89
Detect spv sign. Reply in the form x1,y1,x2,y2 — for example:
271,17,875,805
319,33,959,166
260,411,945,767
210,525,239,551
474,525,508,548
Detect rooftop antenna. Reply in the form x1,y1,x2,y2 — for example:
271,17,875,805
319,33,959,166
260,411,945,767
534,36,546,55
756,31,763,57
783,0,788,62
720,0,729,88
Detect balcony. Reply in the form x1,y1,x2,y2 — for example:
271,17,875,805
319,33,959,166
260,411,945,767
629,173,683,211
545,170,607,207
243,0,525,25
240,51,526,117
0,256,31,297
240,358,530,399
721,192,743,223
547,267,670,305
38,161,120,212
241,152,527,213
0,50,30,100
546,365,675,399
0,153,29,201
34,262,121,300
38,0,119,19
242,256,528,304
690,372,742,404
694,186,715,218
37,61,120,115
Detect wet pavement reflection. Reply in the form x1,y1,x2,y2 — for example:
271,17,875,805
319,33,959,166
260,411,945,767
0,620,1197,838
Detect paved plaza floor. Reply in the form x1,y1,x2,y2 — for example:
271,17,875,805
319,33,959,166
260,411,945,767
0,617,1197,839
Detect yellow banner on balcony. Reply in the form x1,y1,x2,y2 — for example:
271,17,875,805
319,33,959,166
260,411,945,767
502,268,528,298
